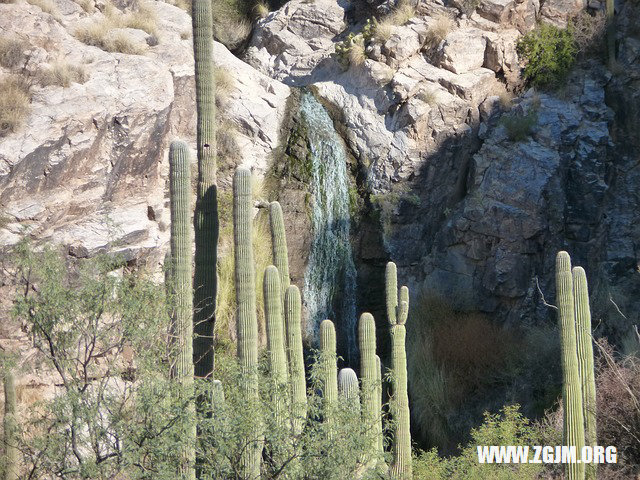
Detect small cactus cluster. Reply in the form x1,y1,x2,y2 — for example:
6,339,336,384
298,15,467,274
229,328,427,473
555,251,597,480
225,165,413,477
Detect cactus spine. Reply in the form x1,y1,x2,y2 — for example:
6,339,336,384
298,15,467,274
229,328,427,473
319,319,338,428
359,312,381,460
192,0,218,379
3,368,18,480
269,202,290,296
573,266,597,480
233,167,261,479
264,265,290,425
556,252,586,480
386,262,411,480
169,141,196,480
285,285,307,436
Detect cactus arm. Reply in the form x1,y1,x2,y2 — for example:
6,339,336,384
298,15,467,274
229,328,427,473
573,267,597,480
386,262,398,325
556,252,585,480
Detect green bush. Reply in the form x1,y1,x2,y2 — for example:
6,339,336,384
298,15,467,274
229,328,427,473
413,405,545,480
516,23,577,88
500,109,538,142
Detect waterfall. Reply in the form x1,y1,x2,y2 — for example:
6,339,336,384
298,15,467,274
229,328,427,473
300,91,358,364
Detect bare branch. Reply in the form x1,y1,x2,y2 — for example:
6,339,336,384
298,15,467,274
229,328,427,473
535,276,558,310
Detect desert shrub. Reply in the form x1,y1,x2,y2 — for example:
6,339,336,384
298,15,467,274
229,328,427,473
407,293,524,451
0,37,24,69
516,22,577,88
424,14,453,49
9,242,187,479
121,3,158,38
569,10,606,56
0,75,30,136
500,109,538,142
38,58,88,87
389,0,415,26
75,21,146,54
594,339,640,476
214,65,235,102
348,35,366,66
211,0,253,50
413,405,545,480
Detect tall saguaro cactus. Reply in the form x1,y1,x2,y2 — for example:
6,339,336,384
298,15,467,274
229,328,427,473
319,319,338,427
338,368,360,408
264,265,290,426
233,167,261,479
556,252,586,480
3,368,18,480
269,202,290,297
169,141,196,480
386,262,411,480
573,266,597,480
192,0,218,379
284,285,307,436
358,312,382,460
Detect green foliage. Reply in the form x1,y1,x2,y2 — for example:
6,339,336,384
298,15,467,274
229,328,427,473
413,405,545,480
516,23,577,88
196,353,388,480
10,242,188,479
500,109,538,142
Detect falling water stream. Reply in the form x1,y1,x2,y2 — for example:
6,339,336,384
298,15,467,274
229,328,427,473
300,91,358,365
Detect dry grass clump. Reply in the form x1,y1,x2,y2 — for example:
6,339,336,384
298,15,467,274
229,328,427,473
347,37,366,67
425,14,453,49
0,37,25,69
391,0,416,25
416,88,437,106
211,0,253,50
373,18,394,42
121,2,158,37
74,0,95,13
74,1,157,53
569,10,606,56
0,0,18,4
253,0,269,19
0,75,31,136
38,58,88,87
214,65,235,102
26,0,62,21
75,21,146,54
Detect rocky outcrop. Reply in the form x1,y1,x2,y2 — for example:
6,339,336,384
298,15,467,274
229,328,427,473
0,0,290,266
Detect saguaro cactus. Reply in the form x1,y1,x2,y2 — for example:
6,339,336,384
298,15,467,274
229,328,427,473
319,319,338,426
169,141,196,480
386,262,411,480
269,202,290,297
192,0,218,379
3,368,18,480
358,312,381,459
233,167,261,479
284,285,307,436
573,266,597,480
264,265,290,423
556,252,585,480
338,368,360,409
